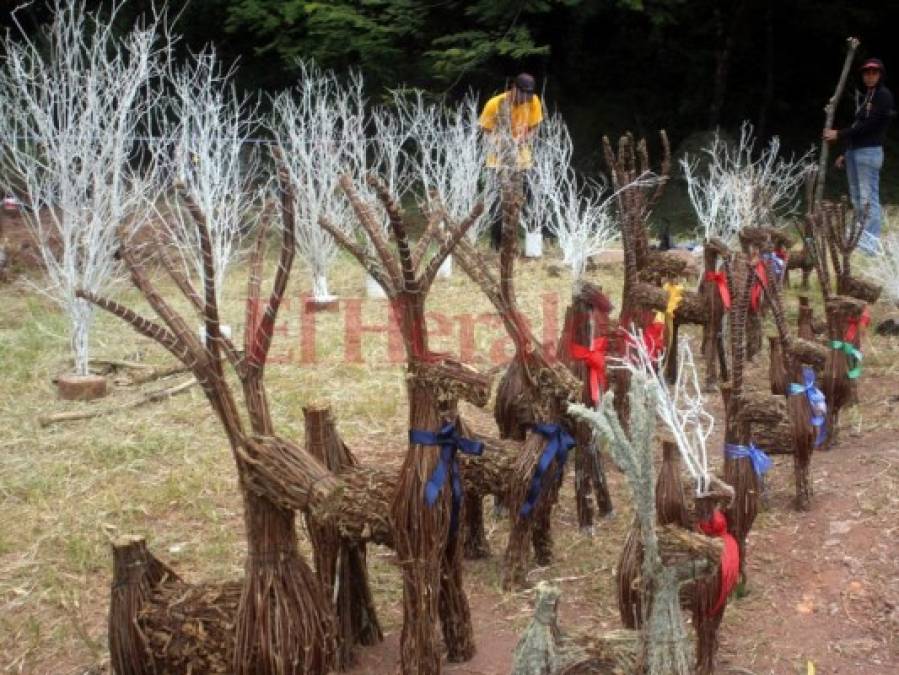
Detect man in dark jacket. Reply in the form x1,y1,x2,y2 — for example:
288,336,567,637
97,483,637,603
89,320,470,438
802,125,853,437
825,58,894,252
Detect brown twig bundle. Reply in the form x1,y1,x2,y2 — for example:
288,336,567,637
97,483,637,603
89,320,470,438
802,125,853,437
691,497,725,675
722,260,761,585
235,491,337,674
558,285,614,530
785,364,816,510
303,404,382,668
656,441,690,528
699,241,730,390
391,377,455,673
494,357,532,440
616,521,643,630
798,303,816,341
768,336,788,395
140,581,242,673
502,429,566,589
109,537,181,675
821,296,865,446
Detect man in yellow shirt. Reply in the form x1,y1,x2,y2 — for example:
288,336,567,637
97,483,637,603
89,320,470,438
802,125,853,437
479,73,543,170
479,73,543,248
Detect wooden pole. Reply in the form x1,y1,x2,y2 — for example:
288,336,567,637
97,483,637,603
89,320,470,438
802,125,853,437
815,37,860,206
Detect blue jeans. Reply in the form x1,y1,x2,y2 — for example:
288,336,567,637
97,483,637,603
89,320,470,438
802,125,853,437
845,146,883,244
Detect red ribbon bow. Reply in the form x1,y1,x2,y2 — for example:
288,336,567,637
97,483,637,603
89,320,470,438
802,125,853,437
643,321,666,362
704,270,732,310
697,510,740,616
750,260,768,312
844,306,870,344
569,336,608,404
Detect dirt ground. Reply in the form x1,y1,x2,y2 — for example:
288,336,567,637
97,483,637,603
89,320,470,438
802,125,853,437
0,210,897,674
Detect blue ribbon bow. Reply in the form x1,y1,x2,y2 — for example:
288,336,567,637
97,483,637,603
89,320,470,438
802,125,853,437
763,252,786,280
519,424,576,517
410,422,484,533
725,442,773,477
788,366,827,447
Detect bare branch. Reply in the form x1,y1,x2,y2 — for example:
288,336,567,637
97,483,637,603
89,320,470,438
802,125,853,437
337,173,402,288
422,201,485,288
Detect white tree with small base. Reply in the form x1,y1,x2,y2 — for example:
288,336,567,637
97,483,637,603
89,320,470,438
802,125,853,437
271,63,368,305
0,0,166,394
155,48,264,339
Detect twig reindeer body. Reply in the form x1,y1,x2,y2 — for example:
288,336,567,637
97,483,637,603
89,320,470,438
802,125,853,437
452,172,582,588
557,282,615,531
81,163,342,674
699,238,731,390
569,347,733,675
321,173,486,672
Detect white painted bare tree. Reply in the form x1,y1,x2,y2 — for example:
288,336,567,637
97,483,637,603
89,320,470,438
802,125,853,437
547,170,619,285
271,63,369,303
0,0,167,376
682,123,814,244
619,331,714,493
401,91,486,277
156,48,264,313
524,111,570,258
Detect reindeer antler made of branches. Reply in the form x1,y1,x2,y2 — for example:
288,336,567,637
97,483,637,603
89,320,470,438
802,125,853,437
77,151,299,437
320,172,484,362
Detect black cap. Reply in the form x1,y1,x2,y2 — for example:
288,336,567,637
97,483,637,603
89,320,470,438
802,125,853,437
514,73,536,94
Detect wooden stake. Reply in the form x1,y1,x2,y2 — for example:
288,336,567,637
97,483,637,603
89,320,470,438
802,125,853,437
815,37,860,206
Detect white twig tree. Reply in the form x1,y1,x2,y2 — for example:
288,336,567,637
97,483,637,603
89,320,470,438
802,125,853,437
0,0,167,376
157,49,264,309
617,328,714,494
524,111,571,257
400,90,486,277
271,63,368,303
546,168,622,285
682,123,814,245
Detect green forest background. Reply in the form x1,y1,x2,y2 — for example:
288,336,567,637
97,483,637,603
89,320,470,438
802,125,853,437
3,0,897,233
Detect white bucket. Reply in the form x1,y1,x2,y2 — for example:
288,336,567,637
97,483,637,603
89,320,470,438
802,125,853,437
198,323,232,346
365,274,387,299
436,255,453,279
524,230,543,258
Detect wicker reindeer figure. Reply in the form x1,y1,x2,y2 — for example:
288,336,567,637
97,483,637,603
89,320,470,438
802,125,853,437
319,173,489,672
805,211,870,449
80,163,343,674
747,252,828,510
821,199,883,304
556,282,615,531
569,342,736,675
451,172,582,589
698,238,732,391
600,133,675,427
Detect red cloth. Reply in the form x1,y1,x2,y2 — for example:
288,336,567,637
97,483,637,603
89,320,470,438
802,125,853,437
704,270,732,310
844,306,870,344
697,510,740,616
643,321,666,362
569,337,609,404
750,260,768,312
